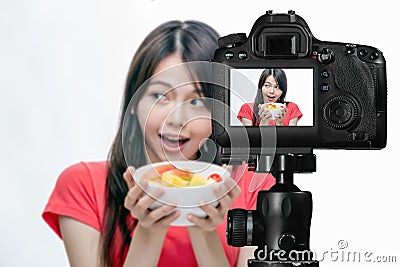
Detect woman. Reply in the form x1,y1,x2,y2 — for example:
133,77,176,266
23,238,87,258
42,20,274,267
237,69,302,126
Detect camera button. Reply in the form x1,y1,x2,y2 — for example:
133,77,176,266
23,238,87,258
321,70,330,78
370,52,379,60
238,51,248,60
358,49,368,57
320,84,330,92
224,51,234,60
346,46,355,54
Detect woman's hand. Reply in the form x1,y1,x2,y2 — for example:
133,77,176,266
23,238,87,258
187,170,241,232
186,165,240,267
258,104,273,125
123,166,180,232
274,106,288,126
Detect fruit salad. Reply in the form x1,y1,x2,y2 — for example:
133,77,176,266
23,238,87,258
142,163,222,187
265,103,284,110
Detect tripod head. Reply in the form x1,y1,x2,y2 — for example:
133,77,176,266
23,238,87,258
256,147,316,186
227,148,319,266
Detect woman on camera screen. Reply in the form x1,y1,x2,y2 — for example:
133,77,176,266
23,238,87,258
42,20,275,267
237,69,302,126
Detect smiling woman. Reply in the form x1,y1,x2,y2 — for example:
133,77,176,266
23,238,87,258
41,20,275,267
135,55,212,162
237,68,303,126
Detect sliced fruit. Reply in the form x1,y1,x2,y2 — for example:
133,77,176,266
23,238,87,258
208,173,222,182
163,169,193,181
148,176,162,183
161,174,189,187
267,104,279,110
142,164,176,180
154,164,176,174
188,174,209,187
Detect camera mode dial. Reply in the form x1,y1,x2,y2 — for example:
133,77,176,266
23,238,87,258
323,95,359,129
317,48,334,64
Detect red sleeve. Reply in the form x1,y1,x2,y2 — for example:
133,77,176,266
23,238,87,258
42,162,104,238
287,102,303,121
237,103,254,122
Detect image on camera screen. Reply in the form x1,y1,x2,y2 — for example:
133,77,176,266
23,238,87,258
230,68,313,127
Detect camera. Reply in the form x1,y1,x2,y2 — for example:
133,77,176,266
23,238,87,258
211,10,387,267
211,10,387,158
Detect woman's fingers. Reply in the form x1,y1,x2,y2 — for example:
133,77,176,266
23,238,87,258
187,213,209,229
259,109,272,120
187,178,241,231
134,188,164,213
224,177,241,200
156,210,181,227
122,165,181,229
123,166,136,189
215,193,232,216
212,177,240,211
141,204,179,228
188,200,228,231
221,164,233,176
147,202,177,220
258,107,264,116
124,183,179,227
281,107,288,118
124,180,148,209
187,203,221,231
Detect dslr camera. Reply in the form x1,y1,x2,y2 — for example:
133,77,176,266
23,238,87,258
211,10,387,267
212,10,386,153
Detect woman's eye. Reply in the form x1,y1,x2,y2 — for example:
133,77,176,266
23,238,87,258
152,92,168,101
190,98,206,107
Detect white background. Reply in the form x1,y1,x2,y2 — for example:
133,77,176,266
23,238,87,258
1,1,399,266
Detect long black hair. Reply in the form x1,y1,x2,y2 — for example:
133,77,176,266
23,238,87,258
100,21,219,266
252,69,287,125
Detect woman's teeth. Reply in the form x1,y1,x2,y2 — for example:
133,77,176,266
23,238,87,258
162,136,185,141
160,135,189,147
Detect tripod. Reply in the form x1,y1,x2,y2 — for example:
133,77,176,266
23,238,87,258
250,150,319,267
226,148,319,267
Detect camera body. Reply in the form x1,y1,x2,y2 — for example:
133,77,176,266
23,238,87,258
215,11,388,266
212,10,387,153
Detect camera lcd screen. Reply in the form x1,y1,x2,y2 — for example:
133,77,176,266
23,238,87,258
230,68,313,127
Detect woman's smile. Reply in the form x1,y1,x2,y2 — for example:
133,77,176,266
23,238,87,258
159,133,190,153
266,95,277,102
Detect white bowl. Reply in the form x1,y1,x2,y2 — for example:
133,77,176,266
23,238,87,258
269,109,282,118
261,103,285,118
132,161,230,226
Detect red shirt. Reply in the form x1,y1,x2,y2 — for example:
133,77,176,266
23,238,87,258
237,102,302,126
42,161,275,267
